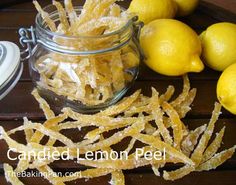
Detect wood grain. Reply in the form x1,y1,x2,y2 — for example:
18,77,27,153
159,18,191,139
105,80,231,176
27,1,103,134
0,171,235,185
199,1,236,23
0,80,234,120
203,0,236,14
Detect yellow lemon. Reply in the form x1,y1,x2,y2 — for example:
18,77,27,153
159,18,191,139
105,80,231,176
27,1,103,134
173,0,199,16
200,22,236,71
128,0,177,24
217,63,236,115
140,19,204,76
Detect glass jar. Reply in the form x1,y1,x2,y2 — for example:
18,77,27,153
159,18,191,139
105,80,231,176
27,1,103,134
19,5,143,113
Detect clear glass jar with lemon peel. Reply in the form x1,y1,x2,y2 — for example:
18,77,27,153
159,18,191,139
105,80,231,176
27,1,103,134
18,1,143,113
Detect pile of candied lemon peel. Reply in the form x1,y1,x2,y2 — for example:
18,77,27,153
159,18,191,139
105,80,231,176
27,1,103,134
1,75,235,185
33,0,140,105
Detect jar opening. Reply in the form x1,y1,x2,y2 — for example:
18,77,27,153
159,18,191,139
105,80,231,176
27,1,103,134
35,4,135,55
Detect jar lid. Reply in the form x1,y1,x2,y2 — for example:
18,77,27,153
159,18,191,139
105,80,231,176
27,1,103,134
0,41,23,100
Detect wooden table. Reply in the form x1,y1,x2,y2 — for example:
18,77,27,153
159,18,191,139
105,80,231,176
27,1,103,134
0,0,236,184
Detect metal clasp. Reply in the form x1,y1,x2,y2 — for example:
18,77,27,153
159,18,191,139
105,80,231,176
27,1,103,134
132,16,145,60
132,16,144,40
18,26,37,61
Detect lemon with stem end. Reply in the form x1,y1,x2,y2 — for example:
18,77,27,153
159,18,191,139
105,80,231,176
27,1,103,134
128,0,177,24
217,63,236,115
140,19,204,76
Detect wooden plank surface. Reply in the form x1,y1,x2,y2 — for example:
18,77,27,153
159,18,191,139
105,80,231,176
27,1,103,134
0,171,236,185
0,0,236,185
203,0,236,14
0,81,234,120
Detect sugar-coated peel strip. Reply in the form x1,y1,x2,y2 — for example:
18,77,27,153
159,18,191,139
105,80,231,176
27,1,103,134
79,120,145,153
175,88,197,118
202,127,226,163
162,101,184,149
100,134,125,185
77,17,125,36
126,94,149,109
46,138,57,146
23,117,34,143
75,0,99,27
15,113,67,174
97,90,141,116
159,85,175,103
124,106,148,117
124,138,136,154
171,75,190,107
163,165,195,181
84,124,129,141
152,164,165,177
1,127,77,158
32,89,55,119
62,107,117,124
191,103,222,165
57,117,135,131
84,127,107,140
53,0,70,30
149,88,173,145
64,0,77,25
0,126,30,153
29,113,68,143
110,171,125,185
15,159,30,173
7,122,76,147
0,128,53,174
85,0,117,25
33,1,57,32
164,150,197,181
109,51,125,91
61,109,152,128
109,4,121,17
83,115,151,140
197,146,236,171
4,163,24,185
145,122,157,135
181,124,207,157
134,133,194,165
124,86,175,117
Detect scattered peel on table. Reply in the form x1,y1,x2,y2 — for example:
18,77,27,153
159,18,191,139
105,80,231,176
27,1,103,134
0,75,235,185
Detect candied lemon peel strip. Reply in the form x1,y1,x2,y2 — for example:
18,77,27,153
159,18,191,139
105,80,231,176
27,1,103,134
4,164,24,185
